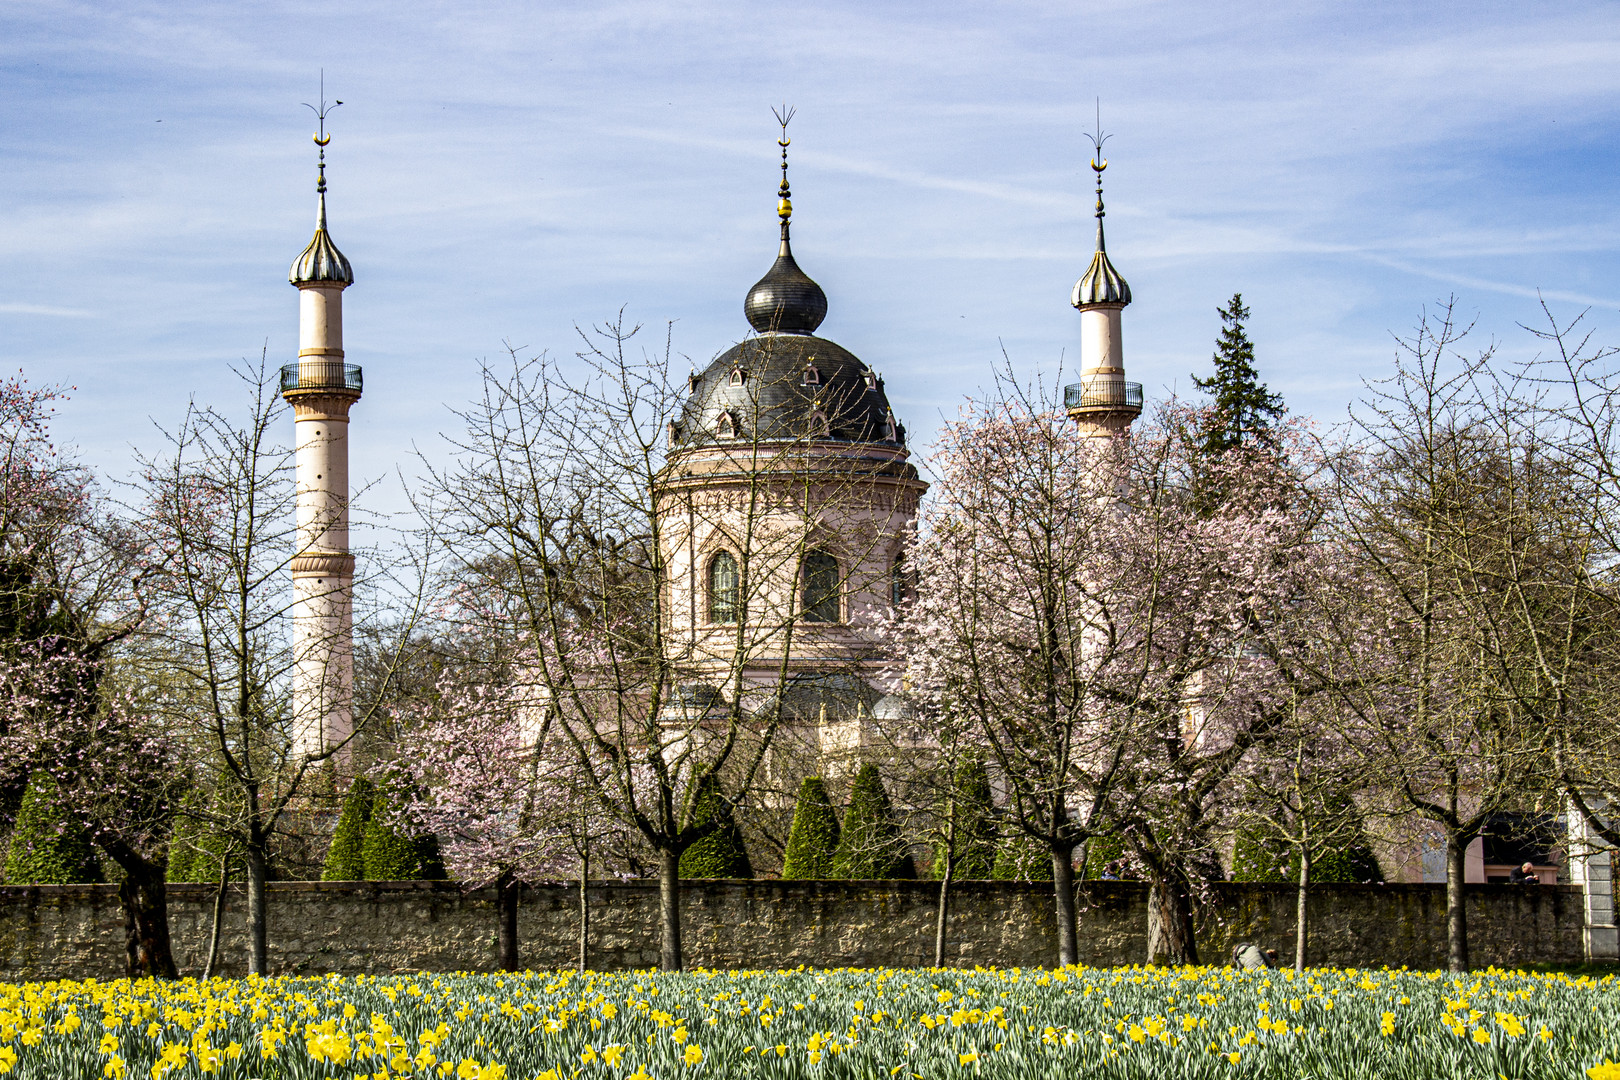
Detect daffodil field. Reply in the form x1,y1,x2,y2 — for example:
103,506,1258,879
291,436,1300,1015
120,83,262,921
3,965,1620,1080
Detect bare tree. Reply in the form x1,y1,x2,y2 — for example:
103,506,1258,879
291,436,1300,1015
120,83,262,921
1320,302,1559,972
131,360,424,974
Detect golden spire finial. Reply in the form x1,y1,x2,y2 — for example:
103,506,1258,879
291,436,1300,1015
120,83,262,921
773,104,796,232
302,73,343,228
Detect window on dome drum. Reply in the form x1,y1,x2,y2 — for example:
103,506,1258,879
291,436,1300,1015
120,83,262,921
801,363,820,386
708,551,739,624
801,550,840,623
890,552,908,607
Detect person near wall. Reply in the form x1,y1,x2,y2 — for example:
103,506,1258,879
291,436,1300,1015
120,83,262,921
1509,862,1540,884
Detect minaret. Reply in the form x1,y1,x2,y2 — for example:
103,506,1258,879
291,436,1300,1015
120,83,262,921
1066,126,1141,436
281,102,359,757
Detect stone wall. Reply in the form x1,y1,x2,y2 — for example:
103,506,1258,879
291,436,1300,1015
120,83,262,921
0,879,1585,980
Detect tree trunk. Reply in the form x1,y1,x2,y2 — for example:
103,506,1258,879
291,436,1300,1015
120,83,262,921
578,845,590,974
658,847,683,971
1293,847,1310,972
934,859,953,967
1146,870,1199,966
203,863,230,980
495,870,520,972
113,857,179,980
1445,831,1469,974
245,842,269,975
1052,845,1078,967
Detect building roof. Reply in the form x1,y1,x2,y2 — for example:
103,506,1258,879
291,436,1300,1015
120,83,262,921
675,333,904,448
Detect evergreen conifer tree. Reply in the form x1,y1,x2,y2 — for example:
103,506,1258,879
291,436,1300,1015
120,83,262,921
363,782,447,881
322,777,374,881
781,777,841,879
932,758,997,880
3,771,102,884
677,774,753,879
1191,293,1286,457
831,765,915,879
991,830,1054,882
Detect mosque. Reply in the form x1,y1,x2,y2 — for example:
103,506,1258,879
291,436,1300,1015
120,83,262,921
276,115,1142,788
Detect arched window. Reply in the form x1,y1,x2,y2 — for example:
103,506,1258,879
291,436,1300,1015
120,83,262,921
801,550,840,623
890,551,908,608
802,362,820,386
716,411,737,439
708,551,739,624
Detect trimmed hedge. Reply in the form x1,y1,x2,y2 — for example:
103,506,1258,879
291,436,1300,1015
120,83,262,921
678,774,753,879
1082,832,1128,880
1230,823,1292,883
832,764,915,880
781,777,841,880
991,829,1054,882
3,771,102,885
363,782,446,882
932,757,997,880
323,777,374,882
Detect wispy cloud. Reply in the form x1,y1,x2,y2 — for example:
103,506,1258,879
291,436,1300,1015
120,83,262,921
0,303,97,318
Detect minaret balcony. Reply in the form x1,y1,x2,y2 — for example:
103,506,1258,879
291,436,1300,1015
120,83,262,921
280,362,362,398
1064,375,1142,414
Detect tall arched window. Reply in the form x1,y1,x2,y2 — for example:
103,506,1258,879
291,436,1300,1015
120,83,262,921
708,551,739,624
890,551,908,608
801,550,840,623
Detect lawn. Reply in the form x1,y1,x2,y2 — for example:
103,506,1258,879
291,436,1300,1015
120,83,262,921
3,963,1619,1078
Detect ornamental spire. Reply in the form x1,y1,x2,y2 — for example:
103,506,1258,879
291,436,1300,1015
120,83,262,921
1071,102,1130,309
744,105,826,334
775,104,795,252
290,82,354,287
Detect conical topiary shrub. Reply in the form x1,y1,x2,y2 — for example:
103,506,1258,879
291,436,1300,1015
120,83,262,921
932,757,997,880
322,777,375,881
991,829,1054,882
831,764,915,879
782,777,841,880
3,771,102,885
678,774,753,879
363,782,446,881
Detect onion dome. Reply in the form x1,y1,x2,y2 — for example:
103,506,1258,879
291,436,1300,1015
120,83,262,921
1071,155,1129,309
744,113,826,334
290,131,354,286
745,233,827,333
670,111,907,452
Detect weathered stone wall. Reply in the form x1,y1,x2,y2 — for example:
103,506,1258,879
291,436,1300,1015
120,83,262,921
0,879,1584,980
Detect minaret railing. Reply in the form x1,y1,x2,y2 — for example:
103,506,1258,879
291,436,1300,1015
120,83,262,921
280,362,363,395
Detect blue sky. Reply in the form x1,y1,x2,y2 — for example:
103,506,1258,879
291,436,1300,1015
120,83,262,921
5,0,1620,512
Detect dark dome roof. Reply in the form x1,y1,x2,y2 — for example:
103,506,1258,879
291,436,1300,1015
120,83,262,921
675,333,905,448
745,241,827,334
